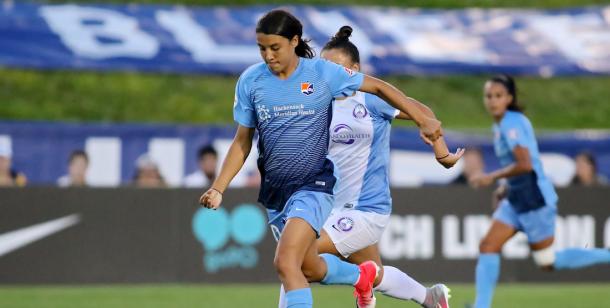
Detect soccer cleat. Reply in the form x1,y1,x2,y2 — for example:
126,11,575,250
422,284,451,308
354,294,376,308
353,261,379,308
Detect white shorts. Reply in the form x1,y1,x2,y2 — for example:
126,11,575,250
322,207,390,258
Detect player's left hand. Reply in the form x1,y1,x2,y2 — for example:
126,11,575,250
469,173,494,188
436,148,465,169
419,117,443,144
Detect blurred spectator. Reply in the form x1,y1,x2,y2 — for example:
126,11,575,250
183,145,218,188
245,169,261,188
57,150,89,187
571,151,608,186
0,141,26,187
132,153,166,188
452,147,484,186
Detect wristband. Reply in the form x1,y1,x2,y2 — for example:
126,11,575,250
436,153,450,160
211,187,223,195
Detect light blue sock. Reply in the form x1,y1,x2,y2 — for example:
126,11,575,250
554,248,610,270
320,253,359,285
285,288,312,308
474,253,500,308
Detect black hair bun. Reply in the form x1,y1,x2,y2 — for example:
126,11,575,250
334,25,353,41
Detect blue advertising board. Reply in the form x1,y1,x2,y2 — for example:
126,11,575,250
1,3,610,76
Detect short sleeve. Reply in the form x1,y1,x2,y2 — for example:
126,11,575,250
317,59,364,98
233,73,256,128
365,93,399,120
500,115,529,150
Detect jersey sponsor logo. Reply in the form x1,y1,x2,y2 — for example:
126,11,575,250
337,217,354,232
256,104,271,123
300,82,314,95
331,124,356,144
331,124,371,145
344,67,354,76
353,103,368,119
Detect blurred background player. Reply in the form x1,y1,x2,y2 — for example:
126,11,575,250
199,9,443,308
571,151,608,186
0,139,27,187
183,144,218,188
57,150,89,187
132,153,166,188
279,25,459,308
470,75,610,308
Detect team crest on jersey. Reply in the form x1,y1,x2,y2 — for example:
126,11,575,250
508,128,518,140
353,103,368,119
337,217,354,232
344,67,354,76
301,82,314,95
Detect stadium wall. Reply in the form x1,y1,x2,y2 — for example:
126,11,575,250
1,187,609,284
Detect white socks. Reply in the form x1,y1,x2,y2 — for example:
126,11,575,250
279,265,427,308
374,266,427,304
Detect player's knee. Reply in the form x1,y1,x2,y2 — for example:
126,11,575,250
273,254,296,277
532,246,555,270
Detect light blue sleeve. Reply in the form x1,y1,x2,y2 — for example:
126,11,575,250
365,93,399,121
500,114,529,150
316,59,364,98
233,72,256,128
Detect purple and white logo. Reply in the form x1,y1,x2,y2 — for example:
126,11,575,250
337,217,354,232
331,124,355,145
353,104,368,119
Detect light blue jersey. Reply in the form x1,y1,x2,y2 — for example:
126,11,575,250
233,57,364,211
329,92,398,215
493,111,558,212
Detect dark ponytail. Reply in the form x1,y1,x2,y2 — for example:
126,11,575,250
322,25,360,64
255,9,314,59
489,74,523,112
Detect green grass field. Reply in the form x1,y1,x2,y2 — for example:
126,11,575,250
1,283,609,308
2,69,609,129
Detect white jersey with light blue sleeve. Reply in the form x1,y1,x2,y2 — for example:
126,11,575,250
329,92,399,215
493,110,558,212
233,58,364,211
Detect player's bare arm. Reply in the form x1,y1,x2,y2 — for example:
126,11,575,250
200,125,254,209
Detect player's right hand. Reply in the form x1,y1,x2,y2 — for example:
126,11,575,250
199,188,223,210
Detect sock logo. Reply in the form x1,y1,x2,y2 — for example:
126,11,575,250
192,204,266,273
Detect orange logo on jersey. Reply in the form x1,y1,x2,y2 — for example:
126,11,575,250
301,82,314,95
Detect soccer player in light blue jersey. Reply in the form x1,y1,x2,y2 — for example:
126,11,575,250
470,75,610,308
200,10,443,308
276,25,463,308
